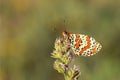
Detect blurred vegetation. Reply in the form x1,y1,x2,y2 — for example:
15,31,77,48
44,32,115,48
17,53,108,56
0,0,120,80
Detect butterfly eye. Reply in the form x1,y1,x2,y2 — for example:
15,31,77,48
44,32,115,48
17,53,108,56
64,31,68,34
62,31,68,40
62,31,68,37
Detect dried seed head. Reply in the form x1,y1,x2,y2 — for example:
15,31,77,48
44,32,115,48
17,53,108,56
53,60,66,73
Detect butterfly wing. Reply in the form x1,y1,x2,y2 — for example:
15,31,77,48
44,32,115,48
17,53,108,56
68,34,102,56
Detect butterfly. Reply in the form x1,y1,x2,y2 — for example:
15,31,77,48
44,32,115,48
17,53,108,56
62,31,102,56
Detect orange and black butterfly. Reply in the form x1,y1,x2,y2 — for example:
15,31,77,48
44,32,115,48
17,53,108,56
62,31,102,56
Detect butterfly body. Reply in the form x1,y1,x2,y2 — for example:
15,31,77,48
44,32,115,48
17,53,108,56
62,31,102,56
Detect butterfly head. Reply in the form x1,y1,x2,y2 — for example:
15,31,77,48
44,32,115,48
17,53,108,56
62,31,71,38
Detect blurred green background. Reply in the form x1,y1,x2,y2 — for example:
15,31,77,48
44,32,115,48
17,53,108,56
0,0,120,80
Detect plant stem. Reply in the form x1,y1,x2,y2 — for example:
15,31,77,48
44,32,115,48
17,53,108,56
63,73,67,80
